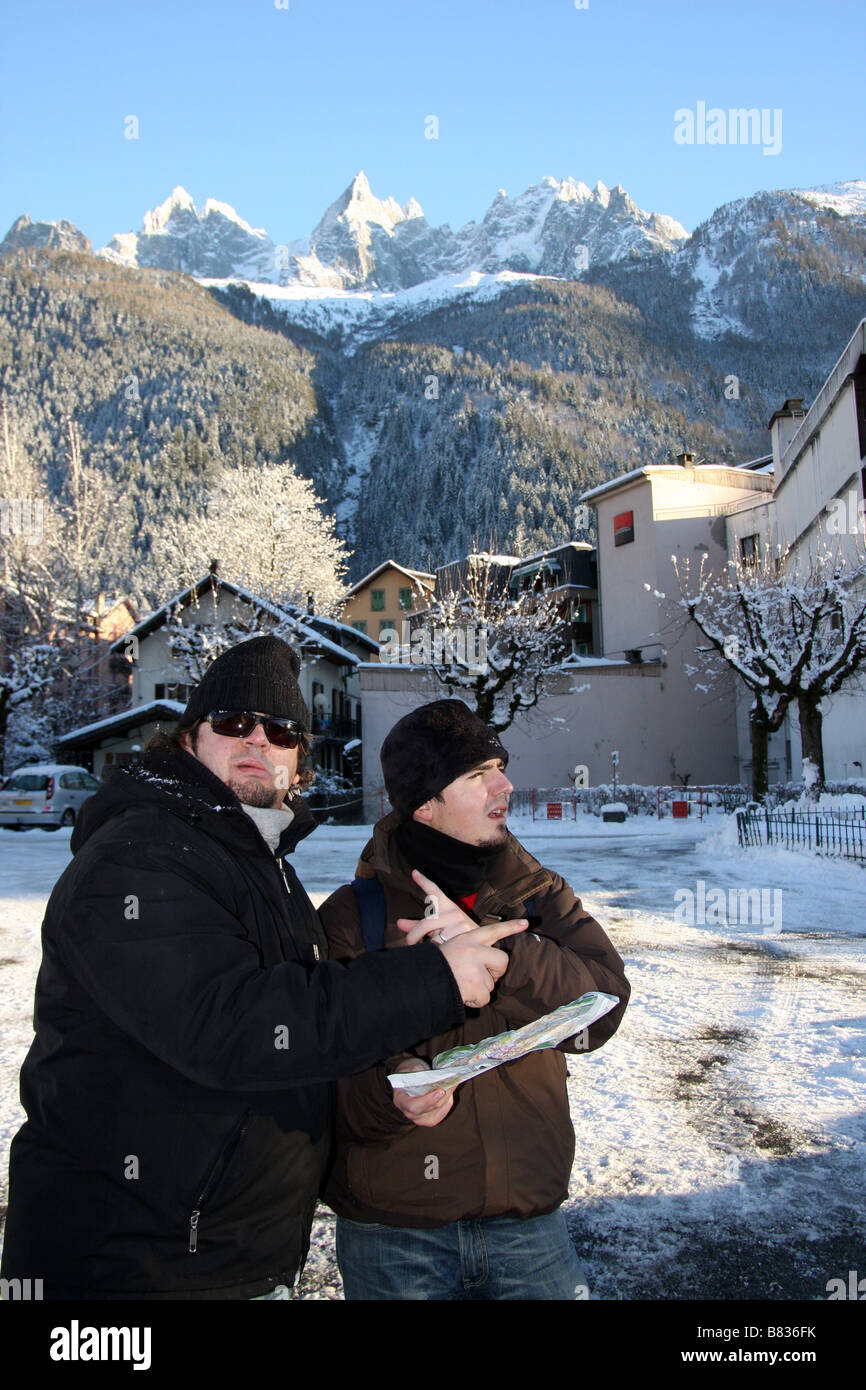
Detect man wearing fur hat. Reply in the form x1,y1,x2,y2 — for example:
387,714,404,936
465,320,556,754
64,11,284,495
320,698,630,1300
1,641,523,1300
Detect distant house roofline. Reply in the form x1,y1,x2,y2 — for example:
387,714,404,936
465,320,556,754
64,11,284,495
56,699,186,749
108,574,366,667
581,463,774,505
344,560,436,597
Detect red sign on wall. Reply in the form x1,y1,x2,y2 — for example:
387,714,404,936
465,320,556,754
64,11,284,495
613,510,634,546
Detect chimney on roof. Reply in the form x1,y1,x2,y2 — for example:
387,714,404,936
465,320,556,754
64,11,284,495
675,451,696,467
769,398,806,474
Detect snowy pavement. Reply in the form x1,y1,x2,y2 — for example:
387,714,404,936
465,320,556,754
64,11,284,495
1,811,864,1301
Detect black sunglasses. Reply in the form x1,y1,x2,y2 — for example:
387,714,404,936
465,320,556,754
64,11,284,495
206,710,306,749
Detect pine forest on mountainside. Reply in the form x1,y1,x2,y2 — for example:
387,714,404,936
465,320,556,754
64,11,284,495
1,230,865,601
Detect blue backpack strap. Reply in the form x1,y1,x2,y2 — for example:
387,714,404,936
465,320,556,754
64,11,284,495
351,876,387,952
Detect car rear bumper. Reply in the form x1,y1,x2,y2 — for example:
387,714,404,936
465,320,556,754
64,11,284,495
0,812,61,827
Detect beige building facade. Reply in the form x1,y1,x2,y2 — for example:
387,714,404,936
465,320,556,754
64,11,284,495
341,561,435,655
723,322,866,783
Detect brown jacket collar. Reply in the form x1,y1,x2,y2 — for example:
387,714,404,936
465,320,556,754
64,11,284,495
357,810,552,922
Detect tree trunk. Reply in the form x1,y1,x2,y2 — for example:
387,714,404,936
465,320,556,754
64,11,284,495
798,697,826,799
0,693,7,776
749,708,770,802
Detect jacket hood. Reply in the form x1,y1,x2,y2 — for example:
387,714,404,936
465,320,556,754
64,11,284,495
72,746,317,858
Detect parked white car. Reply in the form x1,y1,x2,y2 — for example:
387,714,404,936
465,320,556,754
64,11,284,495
0,764,101,831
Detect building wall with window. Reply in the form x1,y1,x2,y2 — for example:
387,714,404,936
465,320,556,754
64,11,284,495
723,323,866,785
357,661,740,821
582,463,775,790
773,326,866,568
69,579,367,787
342,563,435,656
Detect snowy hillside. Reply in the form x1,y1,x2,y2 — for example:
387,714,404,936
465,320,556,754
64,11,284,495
201,267,547,349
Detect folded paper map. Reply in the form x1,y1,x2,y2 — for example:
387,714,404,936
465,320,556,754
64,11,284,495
388,991,620,1097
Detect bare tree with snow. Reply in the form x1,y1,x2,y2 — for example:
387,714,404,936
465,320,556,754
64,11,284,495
396,556,573,734
675,544,866,799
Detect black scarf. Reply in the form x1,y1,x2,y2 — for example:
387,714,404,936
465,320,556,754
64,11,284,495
395,818,507,901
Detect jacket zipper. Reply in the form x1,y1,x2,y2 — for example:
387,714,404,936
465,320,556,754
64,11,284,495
188,1111,251,1254
276,857,320,959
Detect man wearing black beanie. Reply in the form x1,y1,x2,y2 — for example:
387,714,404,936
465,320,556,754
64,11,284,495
321,698,631,1300
1,643,524,1301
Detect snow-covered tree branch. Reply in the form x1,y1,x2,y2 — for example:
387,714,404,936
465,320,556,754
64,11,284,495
392,556,572,734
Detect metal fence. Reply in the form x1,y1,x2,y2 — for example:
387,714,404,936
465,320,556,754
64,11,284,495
736,806,866,863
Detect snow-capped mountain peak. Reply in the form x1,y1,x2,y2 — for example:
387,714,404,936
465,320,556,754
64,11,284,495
90,169,692,294
102,187,273,279
201,197,266,234
313,170,413,238
142,186,196,236
0,213,91,256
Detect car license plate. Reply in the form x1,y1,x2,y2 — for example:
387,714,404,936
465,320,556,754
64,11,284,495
14,799,32,806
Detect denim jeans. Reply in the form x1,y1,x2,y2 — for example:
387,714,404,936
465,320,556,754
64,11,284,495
336,1208,590,1301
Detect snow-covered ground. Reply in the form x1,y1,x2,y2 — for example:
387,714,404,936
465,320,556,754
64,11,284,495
1,810,864,1300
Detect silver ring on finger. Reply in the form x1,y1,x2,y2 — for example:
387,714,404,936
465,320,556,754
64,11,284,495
436,931,448,944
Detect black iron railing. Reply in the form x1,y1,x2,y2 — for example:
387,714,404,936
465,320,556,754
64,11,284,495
736,806,866,862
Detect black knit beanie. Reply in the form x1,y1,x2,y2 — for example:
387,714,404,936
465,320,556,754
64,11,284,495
179,635,309,730
381,699,508,818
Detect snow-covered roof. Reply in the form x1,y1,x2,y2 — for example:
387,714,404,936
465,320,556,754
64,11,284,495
110,574,362,667
56,699,186,747
736,453,774,474
296,608,379,654
344,560,436,597
581,464,774,505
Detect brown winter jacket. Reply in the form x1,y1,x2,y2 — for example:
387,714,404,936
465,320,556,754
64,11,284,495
319,812,630,1228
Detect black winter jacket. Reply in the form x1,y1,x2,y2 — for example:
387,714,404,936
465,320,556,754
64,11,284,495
0,747,462,1299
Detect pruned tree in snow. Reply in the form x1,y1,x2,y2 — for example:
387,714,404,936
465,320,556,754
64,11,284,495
148,461,349,617
390,555,572,734
675,544,866,799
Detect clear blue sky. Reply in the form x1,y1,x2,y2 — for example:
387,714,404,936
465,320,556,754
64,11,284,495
1,0,863,247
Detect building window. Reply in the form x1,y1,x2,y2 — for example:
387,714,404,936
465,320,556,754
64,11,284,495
740,534,760,567
352,620,367,634
572,601,588,624
370,589,385,611
613,511,634,547
155,682,191,701
398,587,414,610
379,618,397,636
